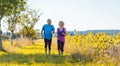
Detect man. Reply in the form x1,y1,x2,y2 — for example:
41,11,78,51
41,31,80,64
41,19,55,55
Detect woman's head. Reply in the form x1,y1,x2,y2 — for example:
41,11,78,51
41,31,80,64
59,21,64,27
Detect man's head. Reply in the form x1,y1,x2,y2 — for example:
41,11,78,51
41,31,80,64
47,19,52,25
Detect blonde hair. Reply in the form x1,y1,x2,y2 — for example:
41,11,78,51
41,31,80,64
59,21,64,26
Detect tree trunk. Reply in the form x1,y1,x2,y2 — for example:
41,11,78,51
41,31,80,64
11,32,14,46
0,18,2,49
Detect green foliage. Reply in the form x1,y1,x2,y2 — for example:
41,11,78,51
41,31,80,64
0,0,26,18
21,26,37,39
0,0,27,48
18,8,41,39
18,9,41,27
3,0,27,33
5,14,19,33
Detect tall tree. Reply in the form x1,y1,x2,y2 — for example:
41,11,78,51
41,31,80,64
5,13,20,46
18,9,41,39
0,0,26,49
18,9,41,44
19,9,41,28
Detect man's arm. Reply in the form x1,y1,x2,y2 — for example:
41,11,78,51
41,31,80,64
41,30,43,35
41,30,43,38
53,26,55,33
41,25,44,38
51,25,55,34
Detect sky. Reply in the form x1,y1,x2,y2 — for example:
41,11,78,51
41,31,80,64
2,0,120,32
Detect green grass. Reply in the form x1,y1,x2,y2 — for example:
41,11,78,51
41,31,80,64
0,39,118,66
0,41,77,66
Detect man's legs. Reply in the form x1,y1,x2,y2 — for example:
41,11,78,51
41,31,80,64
48,39,52,55
44,39,47,55
44,39,52,55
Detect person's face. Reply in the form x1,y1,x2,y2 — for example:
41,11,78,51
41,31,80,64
59,23,63,27
47,20,51,25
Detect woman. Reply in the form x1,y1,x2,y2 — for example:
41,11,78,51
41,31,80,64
57,21,67,56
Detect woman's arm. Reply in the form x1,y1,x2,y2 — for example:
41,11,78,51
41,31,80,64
62,28,67,36
56,28,59,37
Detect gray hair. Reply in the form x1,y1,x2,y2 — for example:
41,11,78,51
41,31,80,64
47,19,51,22
59,21,64,25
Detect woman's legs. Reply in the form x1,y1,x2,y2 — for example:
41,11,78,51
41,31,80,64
57,40,65,56
57,40,61,56
61,42,64,56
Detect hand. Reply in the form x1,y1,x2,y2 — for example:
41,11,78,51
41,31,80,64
62,32,66,35
51,31,54,34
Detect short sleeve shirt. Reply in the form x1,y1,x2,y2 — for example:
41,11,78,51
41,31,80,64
42,24,55,40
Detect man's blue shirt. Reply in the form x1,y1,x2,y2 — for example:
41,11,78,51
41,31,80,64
42,24,55,40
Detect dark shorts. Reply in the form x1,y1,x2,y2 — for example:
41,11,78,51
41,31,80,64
44,39,52,50
57,40,65,51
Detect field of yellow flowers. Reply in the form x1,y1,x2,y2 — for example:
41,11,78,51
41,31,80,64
0,32,120,66
65,32,120,66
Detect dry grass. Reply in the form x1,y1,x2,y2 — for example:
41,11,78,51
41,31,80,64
14,38,33,47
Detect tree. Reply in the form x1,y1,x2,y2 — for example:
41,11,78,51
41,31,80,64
21,26,37,39
18,9,41,40
0,0,26,49
5,13,20,46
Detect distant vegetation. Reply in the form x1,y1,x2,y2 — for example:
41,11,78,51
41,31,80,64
67,30,120,36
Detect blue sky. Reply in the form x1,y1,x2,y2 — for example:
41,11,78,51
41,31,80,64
20,0,120,31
